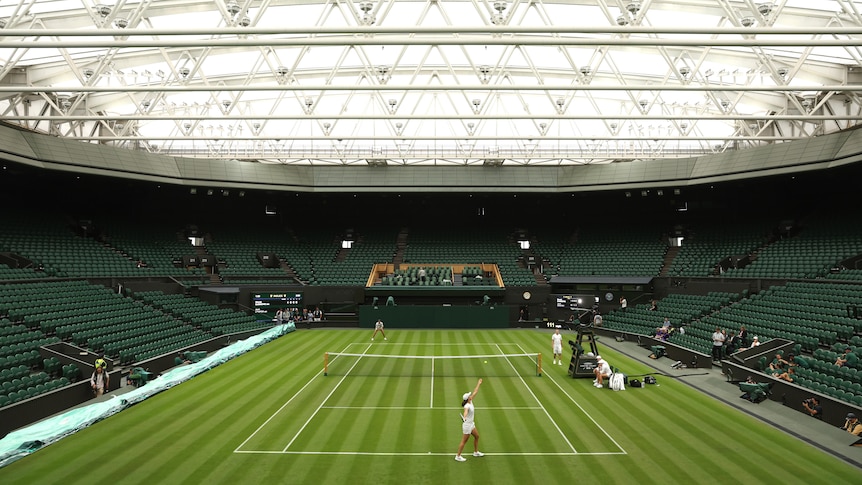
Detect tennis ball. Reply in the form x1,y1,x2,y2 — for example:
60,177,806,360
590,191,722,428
484,361,488,364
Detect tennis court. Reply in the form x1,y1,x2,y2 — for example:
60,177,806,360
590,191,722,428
236,340,624,457
2,329,860,485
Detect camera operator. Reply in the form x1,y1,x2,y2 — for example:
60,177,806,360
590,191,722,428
842,413,862,436
801,397,822,419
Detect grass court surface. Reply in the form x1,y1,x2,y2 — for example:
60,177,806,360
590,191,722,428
0,329,859,484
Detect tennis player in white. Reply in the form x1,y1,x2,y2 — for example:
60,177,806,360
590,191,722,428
551,329,563,365
371,319,387,340
455,378,483,462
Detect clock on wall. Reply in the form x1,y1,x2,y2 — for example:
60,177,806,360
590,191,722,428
605,292,614,302
522,291,532,300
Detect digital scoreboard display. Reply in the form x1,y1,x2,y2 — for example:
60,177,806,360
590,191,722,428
555,295,581,310
252,292,303,322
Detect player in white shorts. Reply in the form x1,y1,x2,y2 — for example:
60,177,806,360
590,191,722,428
455,378,483,462
551,329,563,365
371,319,387,340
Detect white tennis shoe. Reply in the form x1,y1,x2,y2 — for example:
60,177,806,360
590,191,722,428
455,455,466,462
473,452,484,457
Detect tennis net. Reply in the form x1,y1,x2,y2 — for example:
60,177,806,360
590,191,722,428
323,352,542,377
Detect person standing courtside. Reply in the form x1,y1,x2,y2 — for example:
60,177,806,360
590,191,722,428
551,329,563,365
372,318,387,341
90,364,109,397
712,327,726,363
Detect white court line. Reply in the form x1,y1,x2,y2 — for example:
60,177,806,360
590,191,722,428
234,342,354,452
356,343,522,346
321,406,542,410
281,343,373,452
234,450,596,456
496,344,579,454
516,343,628,455
430,357,434,408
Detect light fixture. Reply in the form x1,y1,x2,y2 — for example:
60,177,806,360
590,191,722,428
579,66,591,76
777,67,789,79
740,16,755,27
479,65,491,83
225,1,241,16
141,99,151,109
113,18,128,28
59,98,72,111
616,16,629,26
388,98,397,108
305,97,314,108
238,15,251,27
638,99,649,109
757,3,773,15
626,2,641,14
720,99,730,111
82,68,94,79
222,99,232,110
178,67,190,78
491,2,506,25
376,65,390,83
96,4,112,17
679,66,691,78
276,66,289,77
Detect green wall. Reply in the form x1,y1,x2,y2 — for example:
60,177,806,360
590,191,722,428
359,305,510,328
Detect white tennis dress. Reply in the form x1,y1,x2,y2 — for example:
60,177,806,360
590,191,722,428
462,402,476,434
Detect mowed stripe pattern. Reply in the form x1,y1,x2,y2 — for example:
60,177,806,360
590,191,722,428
0,329,859,485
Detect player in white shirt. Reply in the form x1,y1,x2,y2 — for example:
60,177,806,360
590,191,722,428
371,319,387,341
455,378,483,462
593,355,612,388
551,329,563,365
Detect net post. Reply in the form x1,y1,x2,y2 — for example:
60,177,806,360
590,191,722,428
537,353,542,377
324,352,329,376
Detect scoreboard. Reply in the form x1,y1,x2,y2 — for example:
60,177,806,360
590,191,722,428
252,292,303,322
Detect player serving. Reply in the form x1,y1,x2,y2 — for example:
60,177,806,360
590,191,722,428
455,378,484,462
552,329,563,365
371,318,387,341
